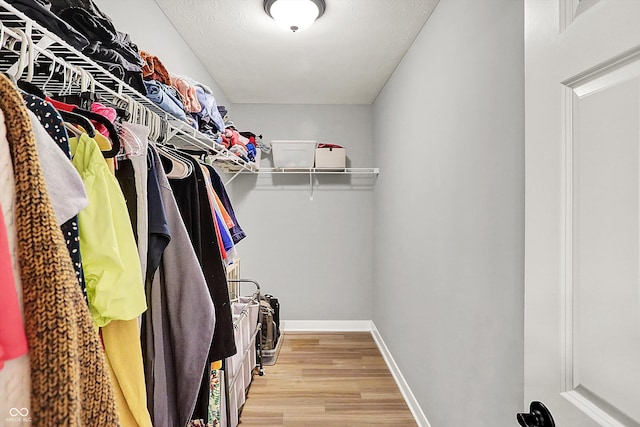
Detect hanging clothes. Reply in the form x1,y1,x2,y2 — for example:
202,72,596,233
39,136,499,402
144,145,216,427
141,146,171,422
30,92,152,427
23,94,88,300
0,72,119,426
69,132,147,327
145,146,171,282
204,164,246,244
0,188,27,372
28,110,89,226
166,154,236,360
90,101,118,137
200,164,236,263
0,106,31,423
48,97,119,172
166,153,236,423
118,121,150,278
92,123,153,427
102,319,153,427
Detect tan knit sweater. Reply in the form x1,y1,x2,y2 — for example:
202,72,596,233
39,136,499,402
0,74,120,426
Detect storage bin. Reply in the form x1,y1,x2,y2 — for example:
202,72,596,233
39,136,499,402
261,332,283,366
271,140,317,168
228,314,243,377
236,296,259,337
227,379,238,427
315,146,346,170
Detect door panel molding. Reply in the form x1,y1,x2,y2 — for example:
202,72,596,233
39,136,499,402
562,387,639,427
560,0,603,31
563,46,640,96
560,51,640,426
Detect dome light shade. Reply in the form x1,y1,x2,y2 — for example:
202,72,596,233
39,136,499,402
264,0,326,32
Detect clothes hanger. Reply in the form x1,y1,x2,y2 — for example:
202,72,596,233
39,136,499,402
58,109,97,138
0,21,5,52
8,28,33,82
109,94,133,123
74,108,121,158
158,145,193,179
63,121,83,139
154,113,164,143
17,79,46,99
59,66,73,96
145,109,155,142
62,68,97,110
40,61,58,96
148,109,161,143
48,69,122,158
119,120,144,158
158,147,189,178
14,71,85,149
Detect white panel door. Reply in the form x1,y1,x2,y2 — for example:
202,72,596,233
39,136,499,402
525,0,640,426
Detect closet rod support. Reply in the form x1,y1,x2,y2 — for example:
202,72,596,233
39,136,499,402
224,170,243,186
166,127,180,141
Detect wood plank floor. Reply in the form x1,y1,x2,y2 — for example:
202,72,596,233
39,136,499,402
239,332,418,427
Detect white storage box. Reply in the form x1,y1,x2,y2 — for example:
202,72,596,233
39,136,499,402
315,146,346,170
271,140,317,169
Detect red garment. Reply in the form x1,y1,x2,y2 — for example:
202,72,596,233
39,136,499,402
47,98,115,139
0,209,28,370
221,129,246,150
47,97,75,113
317,143,343,149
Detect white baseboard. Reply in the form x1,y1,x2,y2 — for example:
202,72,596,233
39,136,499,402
370,323,432,427
281,319,431,427
282,320,373,332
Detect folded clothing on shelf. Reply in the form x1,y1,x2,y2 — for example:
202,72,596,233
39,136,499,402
144,79,187,121
4,0,148,94
7,0,89,51
140,50,171,85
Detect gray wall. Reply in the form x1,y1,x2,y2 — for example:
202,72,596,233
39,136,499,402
226,104,374,321
95,0,229,105
93,0,375,322
372,0,525,426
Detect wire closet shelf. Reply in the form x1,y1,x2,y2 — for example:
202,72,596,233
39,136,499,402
0,0,257,173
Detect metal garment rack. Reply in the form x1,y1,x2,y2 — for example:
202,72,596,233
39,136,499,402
225,279,264,427
227,278,264,377
0,0,257,173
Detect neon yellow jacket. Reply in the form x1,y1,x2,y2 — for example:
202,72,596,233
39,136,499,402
70,133,146,327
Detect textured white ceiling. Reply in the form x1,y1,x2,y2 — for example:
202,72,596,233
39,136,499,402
153,0,439,104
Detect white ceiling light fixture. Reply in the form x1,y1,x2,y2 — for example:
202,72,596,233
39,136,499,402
264,0,326,33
